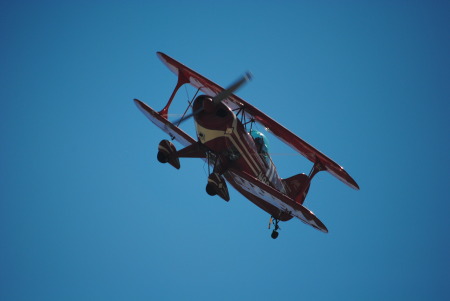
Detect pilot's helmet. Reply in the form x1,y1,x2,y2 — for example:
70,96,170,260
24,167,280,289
250,130,269,154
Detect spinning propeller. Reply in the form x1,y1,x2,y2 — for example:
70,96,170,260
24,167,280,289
174,72,252,126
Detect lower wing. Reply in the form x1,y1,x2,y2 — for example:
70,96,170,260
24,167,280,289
134,99,196,147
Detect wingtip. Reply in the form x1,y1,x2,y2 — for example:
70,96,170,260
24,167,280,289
349,176,360,190
156,51,167,60
339,167,360,190
317,219,329,233
345,179,359,191
133,99,148,112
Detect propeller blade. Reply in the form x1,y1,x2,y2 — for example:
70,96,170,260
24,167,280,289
212,71,252,105
173,107,203,126
171,71,252,126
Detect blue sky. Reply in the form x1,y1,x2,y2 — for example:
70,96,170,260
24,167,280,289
1,1,449,300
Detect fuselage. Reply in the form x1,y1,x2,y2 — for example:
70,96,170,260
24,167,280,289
192,95,293,220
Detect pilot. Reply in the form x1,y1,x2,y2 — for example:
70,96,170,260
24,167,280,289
254,136,265,154
250,130,268,155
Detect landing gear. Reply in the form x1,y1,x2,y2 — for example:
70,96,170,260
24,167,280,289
157,140,180,169
268,216,280,239
206,173,230,201
206,182,217,196
157,151,168,163
271,230,279,239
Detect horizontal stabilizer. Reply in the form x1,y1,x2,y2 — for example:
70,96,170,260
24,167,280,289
230,169,328,233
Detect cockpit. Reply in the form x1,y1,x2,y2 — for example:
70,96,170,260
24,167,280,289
250,129,271,165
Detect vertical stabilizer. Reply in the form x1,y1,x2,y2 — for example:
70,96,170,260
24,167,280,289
282,173,310,204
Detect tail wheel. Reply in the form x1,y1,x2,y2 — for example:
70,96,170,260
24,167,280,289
271,230,279,239
269,216,280,239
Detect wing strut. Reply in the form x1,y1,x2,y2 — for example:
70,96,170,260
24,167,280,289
309,161,326,180
176,87,201,127
159,67,190,119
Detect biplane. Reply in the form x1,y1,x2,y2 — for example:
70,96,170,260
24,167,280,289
134,52,359,239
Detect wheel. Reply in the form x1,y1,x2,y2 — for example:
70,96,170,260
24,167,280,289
157,151,168,163
206,183,217,196
271,230,279,239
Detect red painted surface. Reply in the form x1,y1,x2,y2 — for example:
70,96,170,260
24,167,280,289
134,52,360,233
157,52,359,190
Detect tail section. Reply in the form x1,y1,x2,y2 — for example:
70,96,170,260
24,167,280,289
282,173,310,205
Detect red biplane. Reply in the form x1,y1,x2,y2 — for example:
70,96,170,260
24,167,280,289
134,52,359,239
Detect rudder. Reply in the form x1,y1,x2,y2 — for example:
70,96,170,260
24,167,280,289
282,173,310,204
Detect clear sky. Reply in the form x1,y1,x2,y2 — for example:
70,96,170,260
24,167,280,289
1,1,449,300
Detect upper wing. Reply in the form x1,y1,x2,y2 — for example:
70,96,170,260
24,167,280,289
134,98,196,147
157,52,359,190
